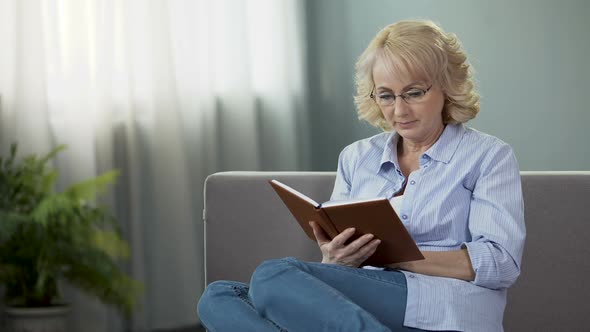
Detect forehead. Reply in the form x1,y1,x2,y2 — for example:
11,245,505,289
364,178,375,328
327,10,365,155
371,49,431,84
372,56,427,88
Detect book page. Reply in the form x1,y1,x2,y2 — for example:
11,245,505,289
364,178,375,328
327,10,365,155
269,179,338,240
269,179,320,207
321,196,387,208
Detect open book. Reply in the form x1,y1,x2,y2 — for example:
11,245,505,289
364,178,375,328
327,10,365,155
269,179,424,266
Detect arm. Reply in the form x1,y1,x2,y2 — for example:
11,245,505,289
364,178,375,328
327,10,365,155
388,249,475,281
462,144,525,290
392,144,524,288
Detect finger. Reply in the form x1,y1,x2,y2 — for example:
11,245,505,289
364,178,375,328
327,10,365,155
310,221,330,245
352,238,381,263
338,233,376,257
331,227,356,247
348,233,376,251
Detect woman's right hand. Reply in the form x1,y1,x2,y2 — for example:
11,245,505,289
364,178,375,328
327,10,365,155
309,221,381,268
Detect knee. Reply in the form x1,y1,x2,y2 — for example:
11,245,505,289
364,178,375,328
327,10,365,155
197,281,236,321
197,281,221,317
249,258,303,307
199,280,227,303
250,257,299,287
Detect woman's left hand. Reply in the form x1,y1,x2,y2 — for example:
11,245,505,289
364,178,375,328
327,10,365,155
309,221,381,268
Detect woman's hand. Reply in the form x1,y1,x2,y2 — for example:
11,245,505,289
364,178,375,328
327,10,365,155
309,221,381,268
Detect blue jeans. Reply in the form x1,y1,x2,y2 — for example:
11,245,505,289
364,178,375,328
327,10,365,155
197,257,426,331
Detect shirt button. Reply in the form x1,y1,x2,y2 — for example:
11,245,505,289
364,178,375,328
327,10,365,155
408,274,416,279
410,180,416,185
421,155,428,159
402,214,408,220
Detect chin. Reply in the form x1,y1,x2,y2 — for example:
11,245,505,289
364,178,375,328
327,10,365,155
395,127,424,141
394,124,417,134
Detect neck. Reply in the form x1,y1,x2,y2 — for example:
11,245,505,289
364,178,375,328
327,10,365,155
399,124,445,155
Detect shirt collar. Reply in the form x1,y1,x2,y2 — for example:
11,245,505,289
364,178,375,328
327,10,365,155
424,123,465,163
378,131,400,173
378,123,466,172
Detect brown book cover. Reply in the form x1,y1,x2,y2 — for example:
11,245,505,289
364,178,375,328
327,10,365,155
269,179,424,266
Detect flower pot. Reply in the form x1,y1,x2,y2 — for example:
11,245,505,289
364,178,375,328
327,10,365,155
4,305,70,332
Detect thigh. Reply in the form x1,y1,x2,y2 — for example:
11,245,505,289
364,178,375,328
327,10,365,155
268,257,418,330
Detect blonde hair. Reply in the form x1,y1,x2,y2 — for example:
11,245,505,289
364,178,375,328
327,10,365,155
354,20,480,130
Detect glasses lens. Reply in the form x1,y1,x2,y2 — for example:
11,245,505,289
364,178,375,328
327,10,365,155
376,93,395,106
374,85,430,106
403,89,426,103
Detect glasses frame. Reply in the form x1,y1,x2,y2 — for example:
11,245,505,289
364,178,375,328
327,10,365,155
369,84,433,107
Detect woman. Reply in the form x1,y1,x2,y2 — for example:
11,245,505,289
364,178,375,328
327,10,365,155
198,20,525,332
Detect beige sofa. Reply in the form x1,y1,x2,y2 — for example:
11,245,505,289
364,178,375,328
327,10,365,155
202,171,590,331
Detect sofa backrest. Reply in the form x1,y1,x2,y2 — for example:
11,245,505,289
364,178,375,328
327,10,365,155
203,171,590,331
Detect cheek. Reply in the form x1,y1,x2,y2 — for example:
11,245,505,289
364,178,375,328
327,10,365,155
431,93,446,117
380,107,393,121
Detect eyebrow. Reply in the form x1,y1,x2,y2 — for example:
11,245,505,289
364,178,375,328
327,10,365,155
376,81,426,92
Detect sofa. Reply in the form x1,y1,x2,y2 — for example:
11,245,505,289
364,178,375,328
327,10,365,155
202,171,590,331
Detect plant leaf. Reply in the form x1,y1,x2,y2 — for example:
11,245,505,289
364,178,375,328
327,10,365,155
41,170,58,195
39,145,66,165
65,170,120,202
91,230,130,259
0,211,33,243
31,194,75,226
60,245,142,318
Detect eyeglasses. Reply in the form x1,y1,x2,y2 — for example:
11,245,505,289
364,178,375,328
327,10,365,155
369,84,433,107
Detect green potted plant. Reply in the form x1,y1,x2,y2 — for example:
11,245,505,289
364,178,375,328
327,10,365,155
0,143,141,331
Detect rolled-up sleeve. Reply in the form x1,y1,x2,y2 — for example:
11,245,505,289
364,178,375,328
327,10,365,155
463,143,526,290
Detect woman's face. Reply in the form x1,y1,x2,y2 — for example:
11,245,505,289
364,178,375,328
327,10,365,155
372,58,446,144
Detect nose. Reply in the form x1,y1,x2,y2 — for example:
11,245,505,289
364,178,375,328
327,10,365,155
393,97,410,117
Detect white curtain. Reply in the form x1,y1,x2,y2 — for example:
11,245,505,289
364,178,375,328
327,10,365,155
0,0,309,330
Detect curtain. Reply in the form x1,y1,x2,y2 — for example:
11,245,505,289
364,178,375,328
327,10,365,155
0,0,309,330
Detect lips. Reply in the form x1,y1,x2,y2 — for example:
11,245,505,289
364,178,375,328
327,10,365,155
396,120,417,128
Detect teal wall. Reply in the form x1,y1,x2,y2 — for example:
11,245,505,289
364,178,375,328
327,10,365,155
305,0,590,171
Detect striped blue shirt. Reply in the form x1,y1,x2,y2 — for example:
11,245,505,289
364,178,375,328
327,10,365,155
331,123,525,332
